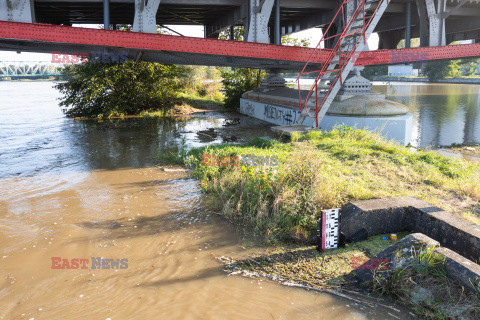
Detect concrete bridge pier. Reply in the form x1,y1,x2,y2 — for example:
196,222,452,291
240,68,413,145
132,0,162,33
245,0,275,44
0,0,35,23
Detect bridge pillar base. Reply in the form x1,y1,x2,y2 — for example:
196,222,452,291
256,72,286,92
240,98,413,146
0,0,35,23
132,0,161,34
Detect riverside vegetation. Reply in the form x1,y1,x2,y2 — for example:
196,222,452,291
54,28,480,316
57,60,224,118
165,127,480,319
180,128,480,243
219,239,480,319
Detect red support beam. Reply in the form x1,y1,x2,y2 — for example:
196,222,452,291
356,44,480,66
0,21,330,64
1,21,480,66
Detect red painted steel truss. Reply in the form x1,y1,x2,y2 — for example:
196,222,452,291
1,21,480,67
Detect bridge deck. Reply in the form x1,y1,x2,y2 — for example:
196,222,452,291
1,21,480,71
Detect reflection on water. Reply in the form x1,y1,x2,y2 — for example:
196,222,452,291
374,82,480,148
0,82,273,179
0,82,406,319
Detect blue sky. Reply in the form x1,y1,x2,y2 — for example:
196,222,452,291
0,25,379,62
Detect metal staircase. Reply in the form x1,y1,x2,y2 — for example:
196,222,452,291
296,0,390,127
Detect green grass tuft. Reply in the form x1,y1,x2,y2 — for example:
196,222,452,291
178,127,480,243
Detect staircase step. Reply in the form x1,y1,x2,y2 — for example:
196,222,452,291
343,31,362,39
296,0,388,126
365,0,380,11
354,14,373,22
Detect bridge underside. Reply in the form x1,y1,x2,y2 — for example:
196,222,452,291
1,21,480,71
27,0,480,47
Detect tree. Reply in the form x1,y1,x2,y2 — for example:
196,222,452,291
397,38,420,49
281,34,311,47
361,65,388,80
423,58,480,81
219,27,310,110
56,24,192,118
56,60,191,118
423,60,453,81
220,68,266,110
461,58,480,76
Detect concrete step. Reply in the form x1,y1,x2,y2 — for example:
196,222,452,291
364,0,380,11
271,124,316,137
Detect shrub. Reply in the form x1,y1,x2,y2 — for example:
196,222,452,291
56,61,191,118
220,68,266,110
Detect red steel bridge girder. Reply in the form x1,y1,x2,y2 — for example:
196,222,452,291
1,21,480,68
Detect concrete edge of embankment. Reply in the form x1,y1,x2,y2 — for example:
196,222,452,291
373,77,480,84
340,197,480,292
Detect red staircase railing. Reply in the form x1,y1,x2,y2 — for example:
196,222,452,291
296,0,390,127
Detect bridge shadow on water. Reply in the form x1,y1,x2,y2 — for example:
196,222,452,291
66,116,188,171
63,112,271,174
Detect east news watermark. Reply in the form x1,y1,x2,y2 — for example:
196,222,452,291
351,257,389,270
51,51,129,64
201,154,279,167
51,257,128,269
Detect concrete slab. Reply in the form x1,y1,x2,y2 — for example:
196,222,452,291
340,196,480,262
271,125,313,137
354,233,480,292
240,98,413,145
354,233,440,283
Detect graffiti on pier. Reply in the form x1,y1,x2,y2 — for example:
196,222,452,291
264,104,298,125
241,101,256,117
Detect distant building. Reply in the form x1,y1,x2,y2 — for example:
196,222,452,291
388,64,413,77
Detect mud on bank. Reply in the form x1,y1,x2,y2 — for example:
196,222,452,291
173,128,480,319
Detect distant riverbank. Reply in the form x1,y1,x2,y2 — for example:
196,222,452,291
0,76,66,81
373,76,480,84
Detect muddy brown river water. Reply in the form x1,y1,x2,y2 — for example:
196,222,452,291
0,82,415,319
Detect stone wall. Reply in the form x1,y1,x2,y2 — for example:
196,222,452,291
354,233,480,292
340,196,480,262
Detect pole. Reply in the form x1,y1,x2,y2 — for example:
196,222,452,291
274,0,281,45
405,2,411,48
103,0,110,30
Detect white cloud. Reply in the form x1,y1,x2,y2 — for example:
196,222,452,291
164,25,204,37
290,27,379,50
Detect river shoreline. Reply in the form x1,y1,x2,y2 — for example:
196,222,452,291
5,81,385,319
373,76,480,84
176,128,480,319
2,81,480,319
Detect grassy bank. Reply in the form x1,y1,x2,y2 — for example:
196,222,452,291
171,127,480,318
140,92,224,118
183,127,480,242
443,143,480,158
219,237,480,319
